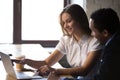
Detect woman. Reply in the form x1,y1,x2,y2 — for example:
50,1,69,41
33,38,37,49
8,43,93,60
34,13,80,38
15,4,102,79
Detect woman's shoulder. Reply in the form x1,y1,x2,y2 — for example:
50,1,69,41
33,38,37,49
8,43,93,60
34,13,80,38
60,35,72,41
89,36,98,42
81,35,97,43
88,36,103,50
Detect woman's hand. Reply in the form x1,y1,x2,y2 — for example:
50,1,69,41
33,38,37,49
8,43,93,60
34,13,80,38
37,65,56,76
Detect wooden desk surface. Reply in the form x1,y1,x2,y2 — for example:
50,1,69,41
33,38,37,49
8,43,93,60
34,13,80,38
0,44,62,80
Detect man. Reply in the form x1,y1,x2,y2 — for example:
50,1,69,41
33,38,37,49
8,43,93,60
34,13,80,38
89,8,120,80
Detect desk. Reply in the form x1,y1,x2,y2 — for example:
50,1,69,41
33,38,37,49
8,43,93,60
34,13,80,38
0,44,62,80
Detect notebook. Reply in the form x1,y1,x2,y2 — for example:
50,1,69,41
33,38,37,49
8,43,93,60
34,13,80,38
0,52,47,80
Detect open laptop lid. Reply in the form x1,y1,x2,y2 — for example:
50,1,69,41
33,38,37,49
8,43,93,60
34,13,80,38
0,52,17,79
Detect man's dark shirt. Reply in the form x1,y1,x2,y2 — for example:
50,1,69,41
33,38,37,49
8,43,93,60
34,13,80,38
94,30,120,80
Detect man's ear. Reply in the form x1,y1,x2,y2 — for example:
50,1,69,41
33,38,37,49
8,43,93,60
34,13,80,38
102,29,109,37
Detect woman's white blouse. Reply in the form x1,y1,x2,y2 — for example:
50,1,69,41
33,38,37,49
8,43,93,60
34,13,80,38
55,35,101,67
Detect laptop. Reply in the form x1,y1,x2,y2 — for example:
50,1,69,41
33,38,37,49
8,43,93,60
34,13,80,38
0,52,47,80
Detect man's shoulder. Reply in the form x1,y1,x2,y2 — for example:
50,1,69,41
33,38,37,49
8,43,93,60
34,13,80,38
111,31,120,42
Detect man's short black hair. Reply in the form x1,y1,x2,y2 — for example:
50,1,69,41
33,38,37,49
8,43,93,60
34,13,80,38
90,8,120,34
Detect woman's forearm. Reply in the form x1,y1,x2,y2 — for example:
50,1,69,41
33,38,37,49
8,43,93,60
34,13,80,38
25,59,47,69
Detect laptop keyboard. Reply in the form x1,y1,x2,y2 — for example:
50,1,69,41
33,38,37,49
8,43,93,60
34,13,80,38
16,72,43,79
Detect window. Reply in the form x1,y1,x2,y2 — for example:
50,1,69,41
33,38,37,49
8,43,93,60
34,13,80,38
0,0,13,43
13,0,65,47
22,0,63,41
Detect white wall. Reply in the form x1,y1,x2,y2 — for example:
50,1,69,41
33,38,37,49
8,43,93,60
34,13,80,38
71,0,120,19
85,0,120,19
